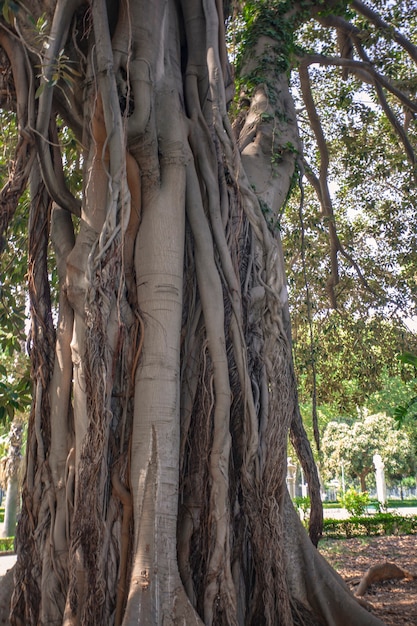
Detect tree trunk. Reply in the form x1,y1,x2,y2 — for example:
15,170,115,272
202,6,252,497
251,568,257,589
1,475,19,539
0,569,14,626
0,1,386,625
1,421,23,539
360,469,371,493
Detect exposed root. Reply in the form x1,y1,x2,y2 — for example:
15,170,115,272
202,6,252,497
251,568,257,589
0,567,14,626
355,562,416,597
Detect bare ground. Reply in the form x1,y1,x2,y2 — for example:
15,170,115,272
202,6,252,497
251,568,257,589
1,536,416,625
319,535,417,626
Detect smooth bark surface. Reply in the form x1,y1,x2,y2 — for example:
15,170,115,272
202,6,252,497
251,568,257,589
1,476,19,539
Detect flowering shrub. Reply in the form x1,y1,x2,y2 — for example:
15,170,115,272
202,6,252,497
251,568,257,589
339,488,370,516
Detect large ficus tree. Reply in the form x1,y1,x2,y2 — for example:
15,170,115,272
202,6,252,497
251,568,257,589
0,0,414,624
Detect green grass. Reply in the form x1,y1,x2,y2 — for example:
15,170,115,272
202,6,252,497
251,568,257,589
0,507,15,553
323,499,417,509
322,512,417,539
387,499,417,507
0,537,14,553
319,536,370,568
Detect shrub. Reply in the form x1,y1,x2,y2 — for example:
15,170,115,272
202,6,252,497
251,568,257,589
0,537,14,553
293,496,311,523
322,513,417,539
338,488,370,516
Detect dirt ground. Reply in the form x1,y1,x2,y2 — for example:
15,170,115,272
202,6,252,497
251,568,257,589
319,535,417,625
1,536,416,624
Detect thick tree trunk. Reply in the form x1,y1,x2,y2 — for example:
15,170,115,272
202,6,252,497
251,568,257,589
0,1,386,625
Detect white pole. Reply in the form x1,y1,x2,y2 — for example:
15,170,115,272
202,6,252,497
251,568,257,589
373,453,387,506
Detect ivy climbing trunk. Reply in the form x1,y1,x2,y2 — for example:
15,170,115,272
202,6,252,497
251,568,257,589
0,1,386,625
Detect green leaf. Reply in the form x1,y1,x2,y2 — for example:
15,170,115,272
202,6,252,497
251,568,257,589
398,352,417,369
35,83,46,99
394,396,417,426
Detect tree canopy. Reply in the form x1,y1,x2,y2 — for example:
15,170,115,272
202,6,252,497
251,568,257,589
279,0,417,437
321,412,415,492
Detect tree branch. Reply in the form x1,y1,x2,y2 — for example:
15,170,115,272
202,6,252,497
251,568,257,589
351,0,417,64
302,157,403,310
298,65,339,306
316,14,417,169
35,0,82,216
298,53,417,114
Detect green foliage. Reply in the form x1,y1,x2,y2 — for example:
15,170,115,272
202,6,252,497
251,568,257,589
0,0,19,24
0,372,30,422
398,352,417,369
321,412,415,490
232,0,309,102
393,352,417,426
338,488,370,516
293,495,311,524
322,513,417,539
33,13,82,98
0,537,15,552
394,395,417,426
294,314,416,418
283,1,417,428
366,369,417,417
0,111,31,426
35,51,82,98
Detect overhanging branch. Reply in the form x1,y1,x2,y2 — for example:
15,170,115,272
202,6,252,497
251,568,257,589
298,53,417,115
298,63,339,307
351,0,417,64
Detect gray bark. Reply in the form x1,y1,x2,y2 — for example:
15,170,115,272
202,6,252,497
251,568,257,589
1,475,19,539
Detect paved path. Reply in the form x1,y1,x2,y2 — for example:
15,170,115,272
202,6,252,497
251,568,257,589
0,553,16,577
0,522,15,577
1,507,417,577
323,506,417,519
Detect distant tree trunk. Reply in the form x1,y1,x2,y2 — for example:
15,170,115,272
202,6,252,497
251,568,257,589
1,475,19,539
0,1,385,625
1,421,22,539
359,469,372,492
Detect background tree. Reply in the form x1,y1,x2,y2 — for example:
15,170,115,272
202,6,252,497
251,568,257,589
0,1,416,625
294,314,417,421
283,2,417,443
0,106,30,542
0,419,23,538
321,412,415,492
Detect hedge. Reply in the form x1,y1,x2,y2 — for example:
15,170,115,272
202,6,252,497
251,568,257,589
322,513,417,539
0,537,14,553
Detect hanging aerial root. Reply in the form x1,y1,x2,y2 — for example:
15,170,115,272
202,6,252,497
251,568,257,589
185,157,237,625
111,467,133,626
